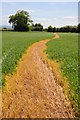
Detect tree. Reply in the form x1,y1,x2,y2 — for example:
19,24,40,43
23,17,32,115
9,10,33,31
30,23,35,31
43,28,48,32
47,25,53,32
53,25,78,33
33,23,43,31
53,27,56,32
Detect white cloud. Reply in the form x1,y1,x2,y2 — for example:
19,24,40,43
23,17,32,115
62,16,78,26
63,16,78,19
33,18,55,27
33,17,78,28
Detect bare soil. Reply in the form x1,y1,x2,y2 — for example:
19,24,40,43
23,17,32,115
2,33,73,118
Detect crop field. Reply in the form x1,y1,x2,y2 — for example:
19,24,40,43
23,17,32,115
46,33,79,113
2,31,79,117
2,31,54,85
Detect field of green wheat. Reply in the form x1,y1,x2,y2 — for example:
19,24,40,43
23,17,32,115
2,31,54,85
2,31,79,115
46,33,79,114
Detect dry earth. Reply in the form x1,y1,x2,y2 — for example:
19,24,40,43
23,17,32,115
2,33,73,118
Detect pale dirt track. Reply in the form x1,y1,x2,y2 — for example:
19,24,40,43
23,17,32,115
2,33,73,118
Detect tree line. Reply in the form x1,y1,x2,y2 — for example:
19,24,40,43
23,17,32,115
9,10,80,33
46,25,80,33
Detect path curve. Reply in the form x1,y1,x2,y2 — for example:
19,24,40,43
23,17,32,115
2,33,73,118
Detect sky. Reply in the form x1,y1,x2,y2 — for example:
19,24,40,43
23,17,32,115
0,2,78,28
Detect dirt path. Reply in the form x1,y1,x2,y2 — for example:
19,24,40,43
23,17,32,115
54,33,60,39
2,33,73,118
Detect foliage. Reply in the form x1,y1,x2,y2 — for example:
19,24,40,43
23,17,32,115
78,24,80,33
47,25,53,32
9,10,33,31
53,27,56,32
47,25,78,33
32,23,43,31
43,28,48,32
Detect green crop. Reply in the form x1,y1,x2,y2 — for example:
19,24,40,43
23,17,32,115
46,33,79,115
2,31,54,85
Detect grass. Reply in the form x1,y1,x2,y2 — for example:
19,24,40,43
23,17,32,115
46,33,79,115
2,31,54,85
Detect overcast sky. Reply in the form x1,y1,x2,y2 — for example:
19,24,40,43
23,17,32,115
1,2,78,28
